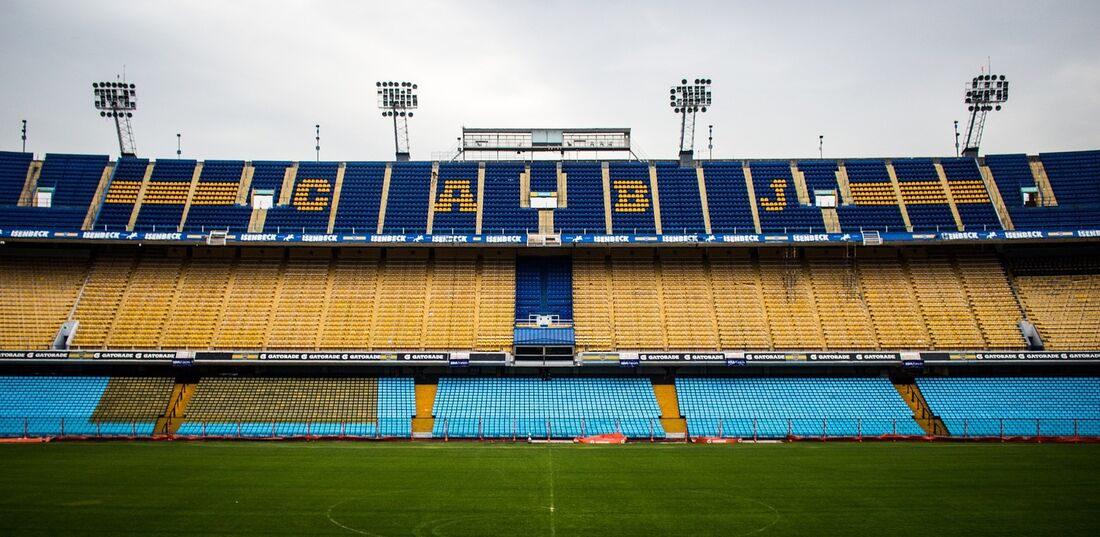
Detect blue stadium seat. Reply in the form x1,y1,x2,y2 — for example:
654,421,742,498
333,162,386,233
432,162,479,234
608,161,656,234
0,377,155,437
555,162,606,234
93,157,149,230
516,257,573,320
917,377,1100,437
654,162,706,234
264,161,338,232
383,162,432,233
701,162,755,233
432,378,664,439
482,162,537,234
676,377,923,438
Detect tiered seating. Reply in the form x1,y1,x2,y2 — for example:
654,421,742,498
610,249,666,349
1012,255,1100,350
432,162,478,234
529,161,558,192
676,377,923,438
892,158,955,230
333,162,386,233
90,377,174,422
132,159,196,231
701,162,755,233
0,153,108,229
159,257,231,348
104,255,183,348
939,157,1001,230
654,163,706,233
0,151,31,204
431,377,664,438
608,161,655,234
757,250,825,349
424,250,477,348
212,256,282,349
515,256,573,321
382,162,431,233
1039,150,1100,205
0,254,87,349
708,249,772,349
556,162,605,233
984,154,1100,229
906,251,985,349
0,376,164,436
750,161,823,232
176,377,414,437
249,161,292,199
805,251,877,349
482,162,536,234
94,157,149,230
953,253,1026,348
917,377,1100,436
372,251,428,348
837,160,907,231
266,255,329,349
572,250,614,350
70,256,136,348
475,250,517,351
856,252,931,349
797,160,840,192
318,250,379,348
183,160,250,232
264,161,337,232
659,250,718,349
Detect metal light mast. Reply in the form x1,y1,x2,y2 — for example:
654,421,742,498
377,81,418,161
93,77,138,157
670,77,712,166
961,73,1009,157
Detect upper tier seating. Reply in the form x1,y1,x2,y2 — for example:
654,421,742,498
654,162,706,233
917,377,1100,437
482,162,537,234
183,160,250,232
264,161,338,232
432,162,479,234
891,158,956,231
701,161,755,233
132,159,196,231
556,162,605,233
749,160,824,232
608,161,656,234
837,160,907,231
176,377,414,437
0,151,32,205
515,256,573,321
0,153,108,230
431,377,665,438
986,153,1100,229
94,157,149,230
676,377,924,438
938,157,1001,230
333,162,386,233
383,162,431,233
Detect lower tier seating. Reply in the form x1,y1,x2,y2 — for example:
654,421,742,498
431,377,665,438
0,376,171,436
176,377,414,437
916,377,1100,437
676,377,924,438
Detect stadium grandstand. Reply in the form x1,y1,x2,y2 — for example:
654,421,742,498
1,147,1099,442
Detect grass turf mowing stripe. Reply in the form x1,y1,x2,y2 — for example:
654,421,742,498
0,442,1098,536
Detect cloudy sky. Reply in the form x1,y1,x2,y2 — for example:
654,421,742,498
2,0,1098,161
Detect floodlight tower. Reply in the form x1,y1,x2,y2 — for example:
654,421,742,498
93,77,138,157
961,73,1009,157
670,77,712,166
377,81,418,161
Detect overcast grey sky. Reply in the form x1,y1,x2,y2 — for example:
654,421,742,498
2,0,1098,161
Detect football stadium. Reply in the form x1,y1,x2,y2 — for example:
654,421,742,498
3,2,1100,535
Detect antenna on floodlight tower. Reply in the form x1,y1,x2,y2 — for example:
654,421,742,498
377,81,417,161
670,77,712,166
961,72,1009,157
93,75,138,157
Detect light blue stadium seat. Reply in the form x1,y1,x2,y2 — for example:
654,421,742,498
917,377,1100,437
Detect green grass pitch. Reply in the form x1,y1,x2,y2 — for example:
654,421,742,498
1,442,1099,536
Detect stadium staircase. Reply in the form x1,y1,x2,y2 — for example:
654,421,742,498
1029,158,1058,206
652,383,686,439
157,381,197,435
885,162,914,231
892,379,946,436
978,163,1014,230
412,382,437,438
17,160,42,206
933,162,965,230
